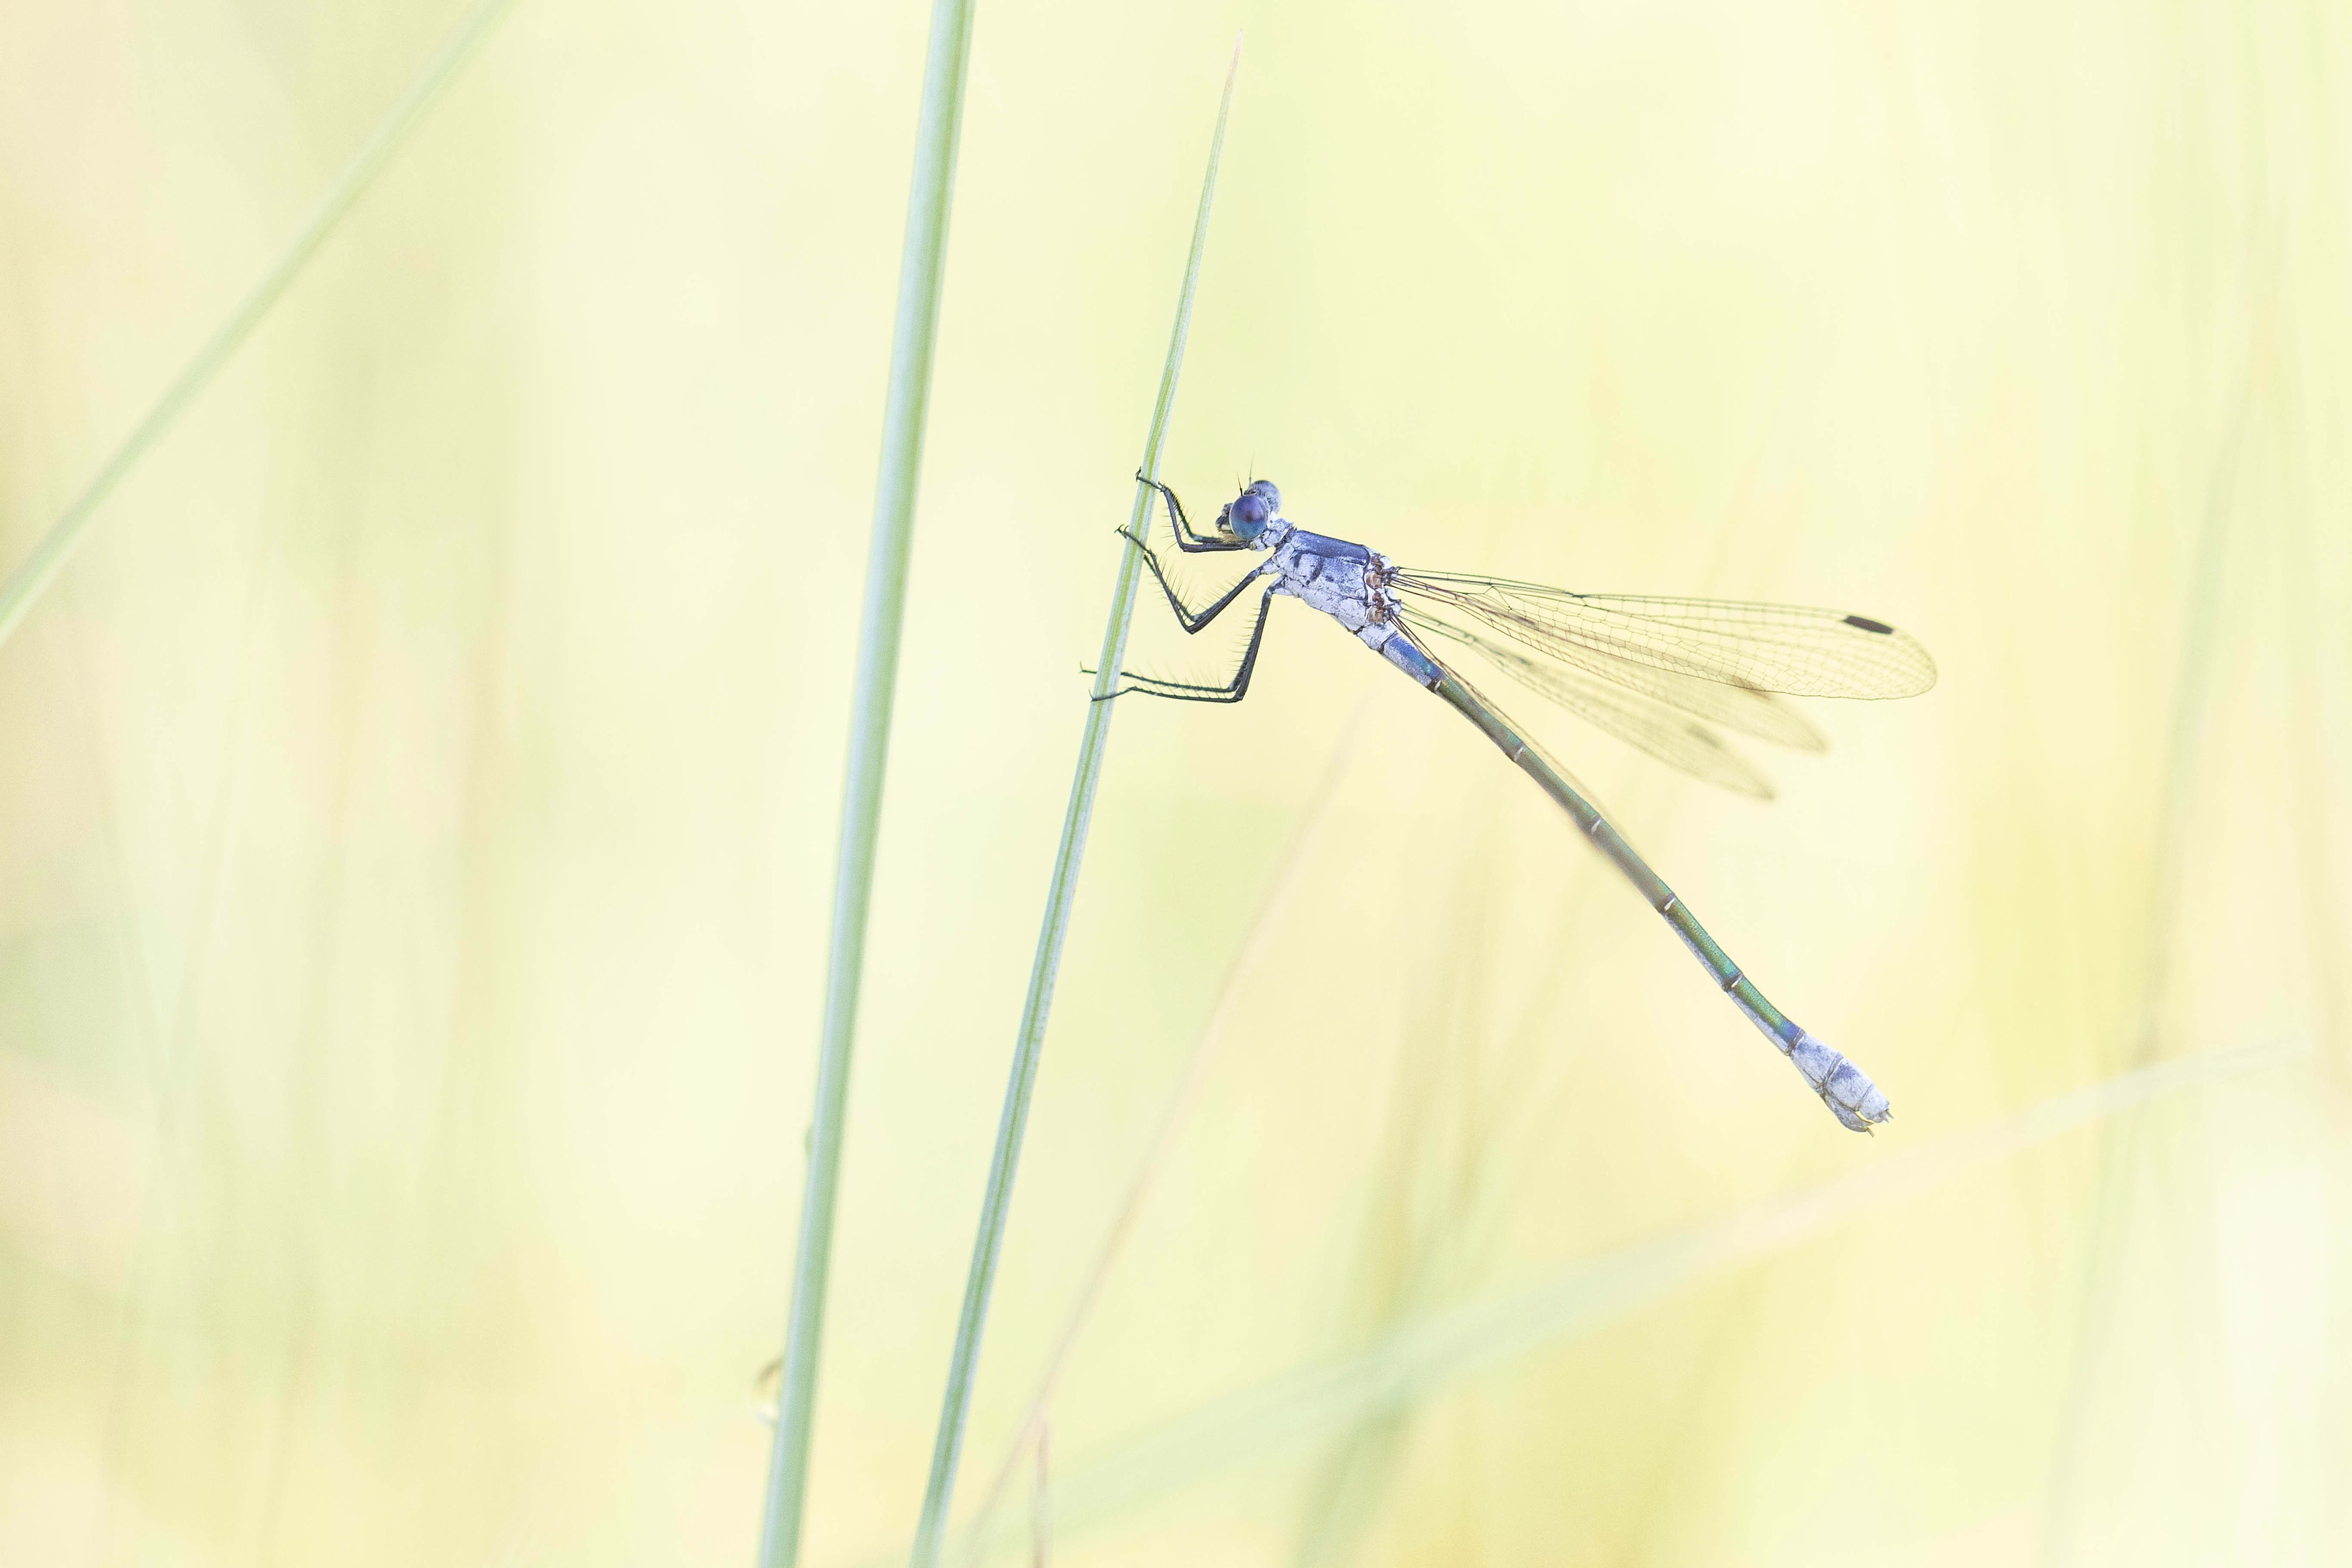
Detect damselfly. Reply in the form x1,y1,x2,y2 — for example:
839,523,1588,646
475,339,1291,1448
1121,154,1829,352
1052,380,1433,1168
1109,474,1936,1133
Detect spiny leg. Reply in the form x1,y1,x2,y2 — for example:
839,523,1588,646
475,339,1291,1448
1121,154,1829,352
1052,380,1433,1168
1134,471,1246,554
1096,582,1278,705
1118,525,1268,631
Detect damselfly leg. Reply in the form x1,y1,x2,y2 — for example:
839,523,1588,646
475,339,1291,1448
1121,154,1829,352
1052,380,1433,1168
1095,581,1278,704
1103,477,1282,701
1118,478,1270,633
1118,526,1267,632
1135,471,1248,553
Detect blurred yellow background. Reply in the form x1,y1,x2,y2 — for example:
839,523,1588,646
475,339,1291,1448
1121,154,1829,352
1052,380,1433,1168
2,1,2346,1564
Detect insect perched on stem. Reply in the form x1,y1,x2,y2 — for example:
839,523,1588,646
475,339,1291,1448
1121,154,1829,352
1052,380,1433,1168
1107,473,1936,1132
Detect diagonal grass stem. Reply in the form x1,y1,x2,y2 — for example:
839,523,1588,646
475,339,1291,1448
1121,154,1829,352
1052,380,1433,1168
958,704,1369,1561
0,0,519,653
757,1,980,1564
906,38,1243,1568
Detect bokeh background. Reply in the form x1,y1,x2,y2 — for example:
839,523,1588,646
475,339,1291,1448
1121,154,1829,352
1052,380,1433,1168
3,1,2348,1564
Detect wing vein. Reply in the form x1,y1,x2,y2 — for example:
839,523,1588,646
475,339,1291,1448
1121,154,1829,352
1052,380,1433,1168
1394,574,1937,700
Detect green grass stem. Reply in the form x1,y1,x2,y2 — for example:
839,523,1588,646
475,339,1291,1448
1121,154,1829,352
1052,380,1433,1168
906,39,1243,1568
957,706,1368,1561
0,0,518,654
756,1,979,1565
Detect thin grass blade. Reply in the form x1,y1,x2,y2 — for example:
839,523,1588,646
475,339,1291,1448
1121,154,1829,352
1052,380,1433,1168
906,39,1244,1568
0,0,518,653
756,2,980,1566
957,704,1369,1561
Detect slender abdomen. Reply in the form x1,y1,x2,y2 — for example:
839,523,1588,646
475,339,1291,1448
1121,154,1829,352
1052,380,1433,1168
1362,624,1442,687
1419,664,1892,1132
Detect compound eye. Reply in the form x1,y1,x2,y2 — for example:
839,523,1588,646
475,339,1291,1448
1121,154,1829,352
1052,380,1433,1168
1245,479,1281,513
1226,491,1269,542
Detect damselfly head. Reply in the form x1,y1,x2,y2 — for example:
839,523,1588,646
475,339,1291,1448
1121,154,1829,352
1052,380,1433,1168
1219,480,1282,543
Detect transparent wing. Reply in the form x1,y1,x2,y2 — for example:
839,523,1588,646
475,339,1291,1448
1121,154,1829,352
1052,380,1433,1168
1392,572,1938,700
1616,661,1828,753
1414,617,1777,798
1412,609,1828,754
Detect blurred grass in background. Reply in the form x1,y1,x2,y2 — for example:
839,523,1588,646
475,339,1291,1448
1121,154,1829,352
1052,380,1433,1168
1,1,2346,1565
